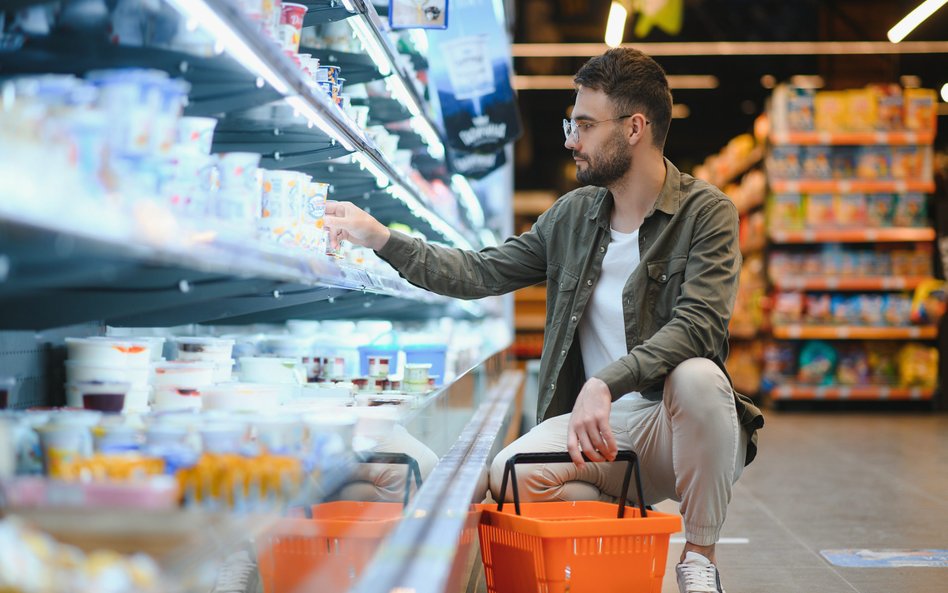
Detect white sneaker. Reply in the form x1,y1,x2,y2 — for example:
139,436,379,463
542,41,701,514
676,551,726,593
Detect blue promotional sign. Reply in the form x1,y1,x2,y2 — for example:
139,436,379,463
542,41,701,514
821,549,948,568
448,145,507,180
426,0,521,160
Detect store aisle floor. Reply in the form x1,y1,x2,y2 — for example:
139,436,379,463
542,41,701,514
659,411,948,593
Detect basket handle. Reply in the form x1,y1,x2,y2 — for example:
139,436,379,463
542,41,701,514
357,451,423,507
496,450,647,519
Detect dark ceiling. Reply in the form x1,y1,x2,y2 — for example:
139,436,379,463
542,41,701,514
511,0,948,194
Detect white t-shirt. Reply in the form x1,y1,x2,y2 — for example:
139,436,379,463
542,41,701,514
578,227,643,401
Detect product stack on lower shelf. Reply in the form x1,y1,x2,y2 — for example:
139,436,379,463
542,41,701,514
762,83,941,403
694,124,769,397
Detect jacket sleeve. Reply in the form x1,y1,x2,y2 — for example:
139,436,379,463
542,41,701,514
374,212,552,299
593,197,741,396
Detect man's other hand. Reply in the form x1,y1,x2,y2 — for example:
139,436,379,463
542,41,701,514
566,377,617,467
323,201,391,251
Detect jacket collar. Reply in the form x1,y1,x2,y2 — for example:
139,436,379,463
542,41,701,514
586,157,682,228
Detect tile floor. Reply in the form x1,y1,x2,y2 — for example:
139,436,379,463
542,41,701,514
657,411,948,593
469,410,948,593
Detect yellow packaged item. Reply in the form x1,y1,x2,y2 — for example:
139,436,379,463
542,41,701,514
846,89,877,131
903,88,936,131
814,91,847,132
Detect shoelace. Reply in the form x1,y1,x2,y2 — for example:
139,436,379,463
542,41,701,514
677,562,720,593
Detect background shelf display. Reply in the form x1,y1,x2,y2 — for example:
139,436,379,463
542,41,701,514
771,325,938,340
769,385,934,401
770,179,935,194
769,130,936,146
772,276,931,291
769,228,936,244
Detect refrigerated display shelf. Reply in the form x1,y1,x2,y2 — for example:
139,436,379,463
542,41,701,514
772,276,932,291
770,179,935,194
771,325,937,340
301,0,358,25
0,213,472,329
770,130,936,146
352,97,412,124
769,227,935,244
303,48,384,85
769,384,934,400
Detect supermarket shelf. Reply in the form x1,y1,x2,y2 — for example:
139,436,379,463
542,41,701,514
740,239,766,257
515,313,547,331
514,286,547,302
770,179,935,194
772,276,932,291
772,325,937,340
0,212,479,329
728,326,762,340
769,384,934,400
302,0,359,25
710,145,765,187
770,130,936,146
769,227,935,244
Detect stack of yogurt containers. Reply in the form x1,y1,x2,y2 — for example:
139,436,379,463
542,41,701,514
64,337,163,412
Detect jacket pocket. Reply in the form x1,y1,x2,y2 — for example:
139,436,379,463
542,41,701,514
547,266,579,329
646,256,687,322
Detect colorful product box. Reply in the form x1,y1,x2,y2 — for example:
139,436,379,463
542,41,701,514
805,194,836,227
866,194,895,226
845,89,878,131
815,91,847,132
835,193,868,227
802,146,833,179
903,88,936,131
767,146,801,178
770,193,803,230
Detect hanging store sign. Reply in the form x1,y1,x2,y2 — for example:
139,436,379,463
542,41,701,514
426,0,521,155
389,0,449,30
448,146,507,180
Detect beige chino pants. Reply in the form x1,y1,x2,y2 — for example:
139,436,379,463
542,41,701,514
489,358,748,546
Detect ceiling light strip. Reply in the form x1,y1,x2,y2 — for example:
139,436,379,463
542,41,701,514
511,41,948,57
887,0,948,43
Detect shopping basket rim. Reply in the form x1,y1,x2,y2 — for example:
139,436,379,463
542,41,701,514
474,502,681,538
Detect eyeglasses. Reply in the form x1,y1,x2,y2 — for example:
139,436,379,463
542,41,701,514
562,115,649,141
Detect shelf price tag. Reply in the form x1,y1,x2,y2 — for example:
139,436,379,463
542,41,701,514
864,229,878,241
895,181,908,193
909,327,922,338
787,325,802,338
873,131,887,144
836,327,850,338
838,180,852,192
818,131,831,144
879,386,890,400
838,387,851,400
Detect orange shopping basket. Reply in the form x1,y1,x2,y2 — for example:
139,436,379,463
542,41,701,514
256,452,422,593
475,450,681,593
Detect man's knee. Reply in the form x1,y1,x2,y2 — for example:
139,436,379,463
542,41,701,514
665,357,732,414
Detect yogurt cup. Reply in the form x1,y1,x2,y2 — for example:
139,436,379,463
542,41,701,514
152,360,216,388
65,361,150,386
239,357,306,384
176,115,217,154
173,337,235,363
201,382,284,412
66,337,151,368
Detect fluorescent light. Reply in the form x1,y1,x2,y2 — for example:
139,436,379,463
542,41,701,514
605,2,628,48
340,0,357,11
348,14,392,76
166,0,290,94
941,83,948,102
511,41,948,57
386,186,474,250
352,152,391,187
411,117,445,159
284,96,355,151
478,229,498,248
386,76,421,116
513,74,718,90
451,174,485,228
888,0,947,43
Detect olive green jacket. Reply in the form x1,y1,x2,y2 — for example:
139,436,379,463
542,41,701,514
377,158,764,465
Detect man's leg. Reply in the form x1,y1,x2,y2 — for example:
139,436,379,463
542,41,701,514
488,408,640,503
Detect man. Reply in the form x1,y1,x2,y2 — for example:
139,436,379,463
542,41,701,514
324,47,764,593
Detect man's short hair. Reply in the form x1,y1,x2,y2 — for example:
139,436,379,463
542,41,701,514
573,48,673,150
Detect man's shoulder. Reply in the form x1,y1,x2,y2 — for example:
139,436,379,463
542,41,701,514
679,171,736,213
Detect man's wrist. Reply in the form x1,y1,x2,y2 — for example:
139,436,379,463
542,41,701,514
370,226,391,251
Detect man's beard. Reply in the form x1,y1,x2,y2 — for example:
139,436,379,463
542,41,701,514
574,132,632,186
